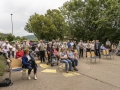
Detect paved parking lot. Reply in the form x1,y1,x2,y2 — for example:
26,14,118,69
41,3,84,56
1,55,120,90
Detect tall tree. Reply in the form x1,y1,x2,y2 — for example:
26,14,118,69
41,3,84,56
24,13,57,40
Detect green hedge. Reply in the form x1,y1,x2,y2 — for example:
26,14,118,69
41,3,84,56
0,55,6,76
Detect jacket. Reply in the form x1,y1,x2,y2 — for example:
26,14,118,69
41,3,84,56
21,54,33,68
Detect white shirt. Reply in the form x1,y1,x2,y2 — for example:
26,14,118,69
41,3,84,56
2,48,9,53
35,47,39,51
27,55,31,61
91,44,94,50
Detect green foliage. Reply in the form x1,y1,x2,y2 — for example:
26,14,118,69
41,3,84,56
0,55,6,77
7,33,15,42
60,0,120,43
20,36,27,41
24,10,67,41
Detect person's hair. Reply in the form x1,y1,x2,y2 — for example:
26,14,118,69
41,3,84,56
60,48,64,52
23,48,29,55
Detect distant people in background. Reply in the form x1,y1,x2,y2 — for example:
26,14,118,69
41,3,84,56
47,42,54,64
23,40,30,49
86,40,91,57
100,44,106,50
94,40,101,58
2,45,9,57
67,40,71,48
91,41,95,52
35,46,39,58
2,41,10,49
111,43,116,53
38,40,46,63
106,39,111,49
62,42,68,53
78,40,84,58
53,40,59,51
116,46,120,56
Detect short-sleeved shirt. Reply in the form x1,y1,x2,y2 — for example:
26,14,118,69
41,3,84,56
67,51,74,58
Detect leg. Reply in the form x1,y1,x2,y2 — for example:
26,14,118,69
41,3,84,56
81,49,83,57
74,59,78,66
26,66,32,80
60,60,68,72
67,59,72,71
32,66,37,80
43,51,45,62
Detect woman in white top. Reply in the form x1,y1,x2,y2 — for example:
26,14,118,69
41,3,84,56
22,48,37,80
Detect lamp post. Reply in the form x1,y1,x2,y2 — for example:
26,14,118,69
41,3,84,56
11,14,13,35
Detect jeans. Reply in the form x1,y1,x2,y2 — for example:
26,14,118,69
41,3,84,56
60,59,72,71
69,58,78,67
26,65,37,75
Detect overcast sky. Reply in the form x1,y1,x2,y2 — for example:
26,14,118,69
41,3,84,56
0,0,69,37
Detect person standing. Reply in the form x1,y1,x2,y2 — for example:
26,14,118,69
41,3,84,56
38,40,45,63
86,40,91,57
91,41,95,52
106,39,111,49
94,40,101,58
78,40,84,58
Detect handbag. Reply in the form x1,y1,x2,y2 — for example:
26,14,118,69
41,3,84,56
0,78,13,87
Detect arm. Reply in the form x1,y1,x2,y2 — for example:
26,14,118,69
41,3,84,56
22,56,30,66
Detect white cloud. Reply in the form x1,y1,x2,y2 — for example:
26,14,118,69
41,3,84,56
0,0,69,36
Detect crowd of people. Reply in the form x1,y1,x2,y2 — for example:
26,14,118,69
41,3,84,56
0,39,120,80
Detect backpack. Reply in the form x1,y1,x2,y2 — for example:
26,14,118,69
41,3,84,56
0,78,13,87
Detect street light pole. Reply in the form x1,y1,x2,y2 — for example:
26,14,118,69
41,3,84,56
11,14,13,35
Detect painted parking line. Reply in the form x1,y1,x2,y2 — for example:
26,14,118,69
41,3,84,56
41,69,56,73
40,64,49,68
62,72,80,77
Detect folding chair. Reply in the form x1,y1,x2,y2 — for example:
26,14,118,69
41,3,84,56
91,51,100,63
9,59,26,79
103,49,113,59
86,52,91,62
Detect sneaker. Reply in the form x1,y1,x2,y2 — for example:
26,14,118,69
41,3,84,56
28,76,31,80
34,75,37,80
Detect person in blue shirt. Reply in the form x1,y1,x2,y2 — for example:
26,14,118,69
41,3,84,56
22,48,37,80
100,44,106,50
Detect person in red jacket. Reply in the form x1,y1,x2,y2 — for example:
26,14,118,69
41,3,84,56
16,47,24,59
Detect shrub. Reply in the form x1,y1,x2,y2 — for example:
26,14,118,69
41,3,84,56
0,55,6,76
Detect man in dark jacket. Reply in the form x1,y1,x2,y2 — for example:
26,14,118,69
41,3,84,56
94,40,101,58
47,42,54,65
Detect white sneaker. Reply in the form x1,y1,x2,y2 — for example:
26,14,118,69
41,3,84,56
28,76,31,80
34,75,37,80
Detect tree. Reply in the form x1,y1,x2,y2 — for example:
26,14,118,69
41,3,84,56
45,9,67,40
24,13,58,40
20,36,27,41
6,33,15,42
60,0,120,43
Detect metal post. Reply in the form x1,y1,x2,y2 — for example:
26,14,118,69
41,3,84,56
11,14,13,35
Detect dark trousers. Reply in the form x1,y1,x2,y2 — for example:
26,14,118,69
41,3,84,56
86,48,91,57
95,49,101,58
69,58,78,67
26,65,37,75
79,48,83,57
48,54,52,63
40,51,45,62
